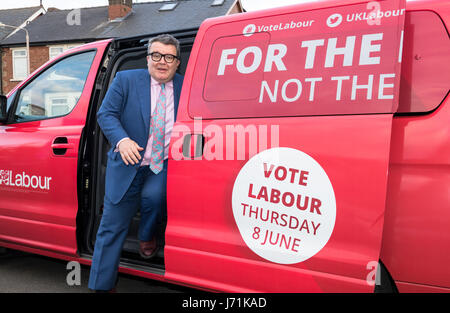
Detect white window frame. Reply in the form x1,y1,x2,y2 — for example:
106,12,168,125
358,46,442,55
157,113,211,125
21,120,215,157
49,46,64,60
44,92,79,117
48,44,83,60
211,0,225,6
11,47,28,81
159,2,179,11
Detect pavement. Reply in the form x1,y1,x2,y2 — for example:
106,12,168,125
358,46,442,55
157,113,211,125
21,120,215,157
0,249,191,293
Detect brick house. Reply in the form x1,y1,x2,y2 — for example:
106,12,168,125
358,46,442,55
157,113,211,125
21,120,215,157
0,0,243,94
0,6,46,93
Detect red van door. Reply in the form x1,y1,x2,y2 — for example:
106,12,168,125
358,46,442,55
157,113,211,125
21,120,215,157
0,41,110,256
166,0,405,292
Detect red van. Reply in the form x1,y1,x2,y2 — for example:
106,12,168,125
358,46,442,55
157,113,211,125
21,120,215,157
0,0,449,292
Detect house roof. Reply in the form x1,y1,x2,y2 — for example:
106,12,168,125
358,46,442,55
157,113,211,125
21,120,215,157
0,6,43,41
0,0,235,47
97,0,235,38
1,6,108,46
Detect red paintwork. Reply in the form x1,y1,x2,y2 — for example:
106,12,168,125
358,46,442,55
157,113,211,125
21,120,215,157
0,0,449,293
379,0,450,292
396,281,450,293
381,67,450,289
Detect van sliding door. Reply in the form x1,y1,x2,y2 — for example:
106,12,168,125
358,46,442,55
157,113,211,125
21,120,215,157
167,0,405,292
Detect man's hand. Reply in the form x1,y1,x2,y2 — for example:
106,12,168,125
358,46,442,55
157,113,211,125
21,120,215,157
118,138,144,165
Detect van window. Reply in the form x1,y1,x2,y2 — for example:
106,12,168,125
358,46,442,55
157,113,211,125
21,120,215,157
203,32,270,102
189,2,405,119
13,51,96,122
398,11,450,113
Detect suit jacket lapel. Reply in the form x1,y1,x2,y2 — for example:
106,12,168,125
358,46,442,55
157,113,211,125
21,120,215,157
137,70,151,134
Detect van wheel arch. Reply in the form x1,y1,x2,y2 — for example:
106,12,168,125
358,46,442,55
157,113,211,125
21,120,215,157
374,260,398,293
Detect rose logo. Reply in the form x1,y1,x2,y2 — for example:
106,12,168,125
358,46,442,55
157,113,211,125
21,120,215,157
243,24,256,37
0,170,10,184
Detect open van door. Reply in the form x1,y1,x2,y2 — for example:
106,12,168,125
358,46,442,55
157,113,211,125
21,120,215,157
166,0,405,292
0,40,110,256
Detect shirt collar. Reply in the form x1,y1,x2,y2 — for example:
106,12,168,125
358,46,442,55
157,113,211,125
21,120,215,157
151,76,173,88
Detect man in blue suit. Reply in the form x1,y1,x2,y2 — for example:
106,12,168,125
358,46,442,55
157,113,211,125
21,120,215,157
88,34,183,292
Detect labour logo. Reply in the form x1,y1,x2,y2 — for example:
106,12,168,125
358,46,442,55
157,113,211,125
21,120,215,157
243,24,256,37
0,170,10,185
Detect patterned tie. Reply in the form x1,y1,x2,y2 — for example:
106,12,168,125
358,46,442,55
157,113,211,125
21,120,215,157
149,83,166,174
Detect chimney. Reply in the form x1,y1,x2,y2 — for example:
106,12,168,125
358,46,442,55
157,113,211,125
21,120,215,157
108,0,132,21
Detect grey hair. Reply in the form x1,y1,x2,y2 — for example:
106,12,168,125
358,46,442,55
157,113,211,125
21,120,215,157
147,34,180,58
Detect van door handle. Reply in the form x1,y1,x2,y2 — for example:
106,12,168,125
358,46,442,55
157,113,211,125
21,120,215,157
182,134,204,159
51,137,74,156
51,143,75,149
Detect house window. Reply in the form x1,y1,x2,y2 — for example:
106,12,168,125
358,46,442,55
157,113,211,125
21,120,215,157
211,0,225,6
12,48,28,81
49,44,82,60
49,47,64,60
48,97,70,116
159,3,178,11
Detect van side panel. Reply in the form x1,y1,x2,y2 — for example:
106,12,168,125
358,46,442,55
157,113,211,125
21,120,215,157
381,96,450,291
380,3,450,291
166,115,394,292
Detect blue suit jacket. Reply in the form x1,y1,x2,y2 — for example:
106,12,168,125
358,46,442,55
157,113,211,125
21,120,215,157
97,69,183,204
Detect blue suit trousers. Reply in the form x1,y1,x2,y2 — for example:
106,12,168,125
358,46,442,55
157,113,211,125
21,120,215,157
88,160,167,291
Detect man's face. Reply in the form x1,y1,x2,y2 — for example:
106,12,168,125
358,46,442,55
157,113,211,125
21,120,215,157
147,41,180,83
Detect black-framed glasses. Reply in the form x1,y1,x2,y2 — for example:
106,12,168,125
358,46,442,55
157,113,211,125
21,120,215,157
148,52,178,63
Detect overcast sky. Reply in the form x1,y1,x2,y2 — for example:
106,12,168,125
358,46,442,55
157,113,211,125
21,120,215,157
0,0,307,11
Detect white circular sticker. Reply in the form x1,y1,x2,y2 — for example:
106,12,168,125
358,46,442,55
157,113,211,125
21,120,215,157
232,147,336,264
